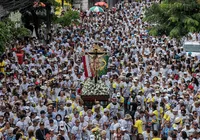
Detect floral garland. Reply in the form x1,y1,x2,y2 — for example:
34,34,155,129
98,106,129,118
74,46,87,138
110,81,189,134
82,78,109,96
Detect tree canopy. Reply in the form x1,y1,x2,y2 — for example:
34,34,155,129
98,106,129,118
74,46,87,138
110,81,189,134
144,0,200,39
56,10,80,27
0,19,31,53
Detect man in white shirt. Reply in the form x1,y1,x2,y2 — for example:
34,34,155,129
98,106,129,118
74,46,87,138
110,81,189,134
121,127,130,140
99,109,109,129
48,128,57,140
28,119,40,134
35,100,47,115
46,119,58,134
142,124,153,140
71,119,82,140
39,110,48,122
16,115,29,136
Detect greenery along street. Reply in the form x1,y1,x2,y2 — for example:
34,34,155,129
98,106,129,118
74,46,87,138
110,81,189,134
144,0,200,39
0,0,79,53
0,19,30,53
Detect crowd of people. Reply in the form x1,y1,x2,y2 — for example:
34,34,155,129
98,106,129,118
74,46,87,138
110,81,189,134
0,0,200,140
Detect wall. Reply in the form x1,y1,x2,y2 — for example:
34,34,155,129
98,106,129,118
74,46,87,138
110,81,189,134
82,0,89,11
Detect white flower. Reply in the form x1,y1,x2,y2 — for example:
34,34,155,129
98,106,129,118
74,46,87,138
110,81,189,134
82,79,109,96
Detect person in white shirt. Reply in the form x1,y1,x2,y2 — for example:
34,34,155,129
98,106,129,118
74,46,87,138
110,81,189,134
35,100,47,115
84,109,94,123
71,119,82,140
59,125,70,140
99,109,109,129
16,115,29,136
47,128,57,140
110,116,121,137
28,119,40,134
39,110,48,122
46,119,58,134
121,127,130,140
142,124,153,140
120,114,133,138
92,114,101,126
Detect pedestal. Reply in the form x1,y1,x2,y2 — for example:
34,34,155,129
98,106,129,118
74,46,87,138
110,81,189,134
81,95,109,109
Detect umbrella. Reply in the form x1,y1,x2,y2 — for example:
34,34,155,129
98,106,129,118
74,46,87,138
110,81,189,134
89,6,104,12
95,2,108,7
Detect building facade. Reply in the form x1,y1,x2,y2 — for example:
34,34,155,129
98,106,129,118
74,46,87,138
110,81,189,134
73,0,121,10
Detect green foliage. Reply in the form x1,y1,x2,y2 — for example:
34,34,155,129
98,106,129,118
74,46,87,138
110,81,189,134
56,10,80,27
0,19,31,53
144,0,200,39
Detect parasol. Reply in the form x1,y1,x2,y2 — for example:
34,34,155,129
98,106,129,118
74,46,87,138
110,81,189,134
95,2,108,8
89,6,104,12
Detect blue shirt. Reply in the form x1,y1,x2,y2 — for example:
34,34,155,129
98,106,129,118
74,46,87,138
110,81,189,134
162,126,173,138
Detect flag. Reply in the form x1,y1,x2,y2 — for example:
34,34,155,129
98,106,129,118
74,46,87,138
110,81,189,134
98,55,109,76
82,55,93,78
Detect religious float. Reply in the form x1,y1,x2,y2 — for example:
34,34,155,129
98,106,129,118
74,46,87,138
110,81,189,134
81,45,110,108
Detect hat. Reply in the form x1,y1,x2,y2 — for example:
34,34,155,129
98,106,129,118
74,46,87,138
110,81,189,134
46,100,53,106
124,114,132,120
172,108,178,112
90,135,95,140
173,126,178,131
163,89,167,92
165,104,171,110
101,130,107,135
104,108,109,113
60,125,65,131
174,117,181,124
64,115,70,119
185,123,190,126
49,128,54,131
117,92,121,97
66,100,72,104
95,104,101,108
120,127,126,131
155,90,160,94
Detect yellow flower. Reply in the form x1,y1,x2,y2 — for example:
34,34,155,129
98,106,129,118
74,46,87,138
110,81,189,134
91,126,100,133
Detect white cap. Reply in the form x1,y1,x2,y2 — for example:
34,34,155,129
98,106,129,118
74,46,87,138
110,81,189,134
49,128,55,131
104,108,109,113
90,135,95,140
66,100,72,104
172,108,178,112
173,126,178,131
121,127,126,131
60,126,65,131
117,92,121,97
59,121,65,126
35,116,40,120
